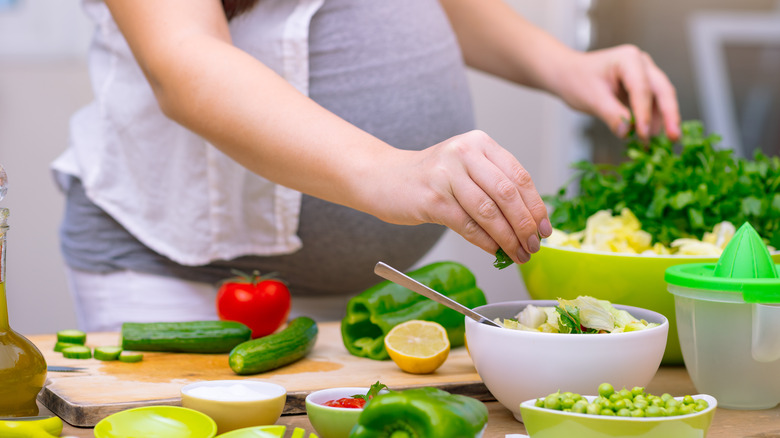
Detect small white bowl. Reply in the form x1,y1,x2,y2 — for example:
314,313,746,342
466,300,668,421
180,380,286,433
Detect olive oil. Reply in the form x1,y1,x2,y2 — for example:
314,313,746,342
0,208,47,417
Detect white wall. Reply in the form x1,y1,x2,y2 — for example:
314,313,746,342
0,0,588,334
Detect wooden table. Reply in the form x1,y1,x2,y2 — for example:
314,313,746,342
43,366,780,437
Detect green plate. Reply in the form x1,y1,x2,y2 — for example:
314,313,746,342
94,406,217,438
520,395,717,438
216,425,318,438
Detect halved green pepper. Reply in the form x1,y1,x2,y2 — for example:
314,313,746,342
349,387,489,438
341,261,487,360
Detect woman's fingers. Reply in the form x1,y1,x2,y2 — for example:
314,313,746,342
562,45,680,141
613,46,655,139
642,52,680,141
426,131,549,264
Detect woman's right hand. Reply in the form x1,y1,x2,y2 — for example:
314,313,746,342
366,130,552,265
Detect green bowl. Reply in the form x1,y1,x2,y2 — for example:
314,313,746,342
94,406,217,438
216,425,318,437
518,244,780,364
305,387,374,438
520,395,717,438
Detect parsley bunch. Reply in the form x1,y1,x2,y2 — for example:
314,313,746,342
545,121,780,249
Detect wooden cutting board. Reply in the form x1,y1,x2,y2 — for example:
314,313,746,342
31,322,491,427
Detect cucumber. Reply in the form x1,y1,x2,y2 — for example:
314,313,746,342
94,346,123,361
62,346,92,359
54,341,83,352
229,317,318,375
118,351,144,363
121,320,252,354
57,329,86,345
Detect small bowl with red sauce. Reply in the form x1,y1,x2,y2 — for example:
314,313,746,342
305,386,387,438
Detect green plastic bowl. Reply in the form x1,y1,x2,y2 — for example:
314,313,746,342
518,243,780,364
305,387,388,438
520,394,717,438
94,406,217,438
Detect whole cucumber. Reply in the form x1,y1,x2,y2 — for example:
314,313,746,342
121,320,252,354
229,316,318,375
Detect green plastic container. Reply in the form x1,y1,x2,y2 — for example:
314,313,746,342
665,223,780,410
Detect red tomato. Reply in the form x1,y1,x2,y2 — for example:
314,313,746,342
323,397,366,409
216,270,291,338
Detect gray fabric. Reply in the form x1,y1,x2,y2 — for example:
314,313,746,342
59,0,475,297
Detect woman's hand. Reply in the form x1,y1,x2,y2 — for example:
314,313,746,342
368,130,552,265
552,45,680,141
440,0,680,141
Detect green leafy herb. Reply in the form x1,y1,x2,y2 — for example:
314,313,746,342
493,248,514,270
555,305,600,334
555,306,580,334
544,121,780,249
353,381,389,402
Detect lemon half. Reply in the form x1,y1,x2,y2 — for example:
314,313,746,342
384,320,450,374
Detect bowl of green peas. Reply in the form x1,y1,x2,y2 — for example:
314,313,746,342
519,383,717,438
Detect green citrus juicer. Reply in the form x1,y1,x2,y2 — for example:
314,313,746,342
665,222,780,410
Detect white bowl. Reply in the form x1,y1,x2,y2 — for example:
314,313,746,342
465,300,668,421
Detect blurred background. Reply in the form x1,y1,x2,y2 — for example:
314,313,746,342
0,0,778,334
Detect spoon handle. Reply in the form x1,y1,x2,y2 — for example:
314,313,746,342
374,262,501,327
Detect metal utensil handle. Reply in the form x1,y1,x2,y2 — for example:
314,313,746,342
374,262,500,327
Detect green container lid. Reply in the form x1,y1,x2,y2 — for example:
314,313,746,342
665,222,780,303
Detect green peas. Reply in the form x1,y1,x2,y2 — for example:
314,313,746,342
598,383,615,398
535,383,709,419
544,394,561,410
645,405,663,417
572,401,588,414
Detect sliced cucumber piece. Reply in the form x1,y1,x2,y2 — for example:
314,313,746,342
118,351,143,363
94,346,123,361
54,341,82,352
62,345,92,359
57,329,87,345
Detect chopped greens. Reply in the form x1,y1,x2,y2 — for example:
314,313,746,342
493,121,780,268
545,121,780,250
496,296,657,334
493,248,514,270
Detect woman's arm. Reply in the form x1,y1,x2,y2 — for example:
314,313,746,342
104,0,550,264
439,0,680,141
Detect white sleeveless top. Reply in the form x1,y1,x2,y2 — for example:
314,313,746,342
53,0,325,265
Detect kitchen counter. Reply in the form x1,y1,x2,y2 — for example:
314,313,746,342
42,366,780,437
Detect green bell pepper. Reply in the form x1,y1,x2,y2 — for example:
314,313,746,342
349,387,489,438
341,261,487,360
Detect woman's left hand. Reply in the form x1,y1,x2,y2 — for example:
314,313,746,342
553,44,680,141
